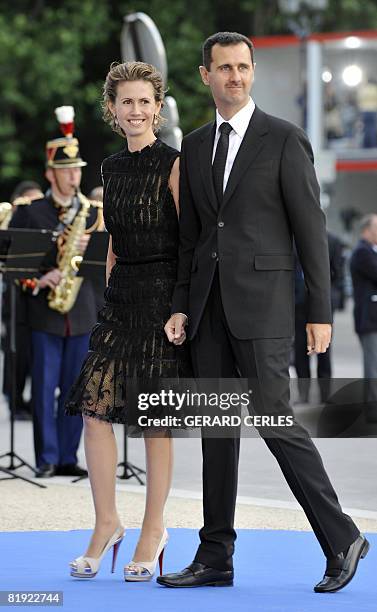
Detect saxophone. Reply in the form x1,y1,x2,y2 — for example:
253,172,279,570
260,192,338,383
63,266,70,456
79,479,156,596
48,191,91,313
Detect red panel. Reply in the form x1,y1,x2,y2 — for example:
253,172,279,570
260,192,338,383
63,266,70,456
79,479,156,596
336,160,377,172
251,30,377,48
250,35,299,48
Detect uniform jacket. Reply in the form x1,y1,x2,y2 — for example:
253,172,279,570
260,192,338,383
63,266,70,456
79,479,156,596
9,192,105,336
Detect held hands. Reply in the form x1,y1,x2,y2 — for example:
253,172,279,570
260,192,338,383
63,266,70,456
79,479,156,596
164,313,188,345
306,323,332,355
37,269,62,290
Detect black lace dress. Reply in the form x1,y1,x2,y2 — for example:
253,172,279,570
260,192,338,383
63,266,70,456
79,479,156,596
65,138,192,427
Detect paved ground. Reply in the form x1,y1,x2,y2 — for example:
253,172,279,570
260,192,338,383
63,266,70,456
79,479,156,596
1,300,376,532
1,478,377,534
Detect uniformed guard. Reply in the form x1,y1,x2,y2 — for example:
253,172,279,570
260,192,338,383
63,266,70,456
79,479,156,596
10,106,105,477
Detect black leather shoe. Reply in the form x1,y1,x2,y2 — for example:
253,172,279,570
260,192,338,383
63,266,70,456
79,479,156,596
156,562,233,588
314,535,370,593
55,464,88,477
36,464,56,478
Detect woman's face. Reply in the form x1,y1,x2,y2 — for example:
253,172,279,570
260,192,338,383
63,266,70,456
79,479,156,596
110,80,161,139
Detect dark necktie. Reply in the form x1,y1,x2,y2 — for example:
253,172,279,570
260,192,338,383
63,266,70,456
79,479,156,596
212,122,233,207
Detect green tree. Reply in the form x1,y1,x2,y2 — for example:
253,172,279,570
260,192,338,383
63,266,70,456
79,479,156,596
125,0,216,129
0,0,215,197
0,1,115,195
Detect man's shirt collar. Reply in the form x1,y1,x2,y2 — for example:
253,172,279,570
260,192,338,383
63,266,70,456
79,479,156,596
215,97,255,138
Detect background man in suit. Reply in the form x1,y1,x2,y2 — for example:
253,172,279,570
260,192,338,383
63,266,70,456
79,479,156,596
2,181,44,421
350,214,377,416
294,231,346,403
10,108,104,478
160,32,368,592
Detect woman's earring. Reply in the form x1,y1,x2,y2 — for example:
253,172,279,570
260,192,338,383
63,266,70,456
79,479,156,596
114,116,119,127
153,114,159,126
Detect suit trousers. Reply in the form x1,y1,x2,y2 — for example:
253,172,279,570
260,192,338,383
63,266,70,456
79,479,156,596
359,332,377,408
190,270,359,571
31,331,89,467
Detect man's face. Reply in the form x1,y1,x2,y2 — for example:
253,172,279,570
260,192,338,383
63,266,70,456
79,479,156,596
199,43,254,115
46,167,82,199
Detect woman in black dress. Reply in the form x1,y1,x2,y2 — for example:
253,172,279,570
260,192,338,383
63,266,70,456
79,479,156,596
66,61,191,581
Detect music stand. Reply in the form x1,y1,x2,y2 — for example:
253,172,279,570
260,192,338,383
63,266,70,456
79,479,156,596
0,228,56,489
77,231,109,281
117,424,146,485
71,232,145,486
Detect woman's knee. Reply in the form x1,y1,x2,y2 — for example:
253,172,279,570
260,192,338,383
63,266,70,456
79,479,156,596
83,414,113,436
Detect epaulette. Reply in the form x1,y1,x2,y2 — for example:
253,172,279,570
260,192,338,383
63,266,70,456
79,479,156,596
12,196,32,206
0,202,13,229
0,201,12,213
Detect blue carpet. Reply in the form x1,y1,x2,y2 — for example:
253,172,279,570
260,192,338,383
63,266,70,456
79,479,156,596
0,529,374,611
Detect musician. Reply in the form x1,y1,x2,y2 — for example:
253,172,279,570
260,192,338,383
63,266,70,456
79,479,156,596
2,181,44,421
10,107,105,478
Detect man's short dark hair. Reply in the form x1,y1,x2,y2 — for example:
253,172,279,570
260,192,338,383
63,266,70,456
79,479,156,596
202,32,254,71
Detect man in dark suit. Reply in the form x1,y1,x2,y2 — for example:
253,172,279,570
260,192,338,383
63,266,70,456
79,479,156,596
350,214,377,399
2,182,44,421
160,32,368,592
10,107,104,478
294,231,346,402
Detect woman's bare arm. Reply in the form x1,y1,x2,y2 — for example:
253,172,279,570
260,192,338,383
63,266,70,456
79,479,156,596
106,235,116,285
168,157,180,216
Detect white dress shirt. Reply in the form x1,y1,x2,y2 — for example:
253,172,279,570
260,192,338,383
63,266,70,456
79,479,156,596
173,99,255,321
212,97,256,193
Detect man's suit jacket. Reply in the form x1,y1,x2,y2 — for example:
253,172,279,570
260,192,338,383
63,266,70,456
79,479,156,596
9,194,104,337
350,239,377,335
171,106,332,340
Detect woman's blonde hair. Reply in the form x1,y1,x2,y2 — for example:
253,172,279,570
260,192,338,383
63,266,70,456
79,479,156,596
102,61,166,137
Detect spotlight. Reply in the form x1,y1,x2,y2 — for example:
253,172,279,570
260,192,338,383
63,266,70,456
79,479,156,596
342,64,363,87
345,36,361,49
